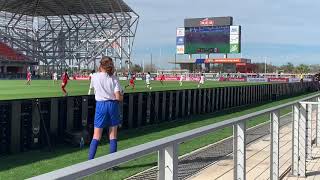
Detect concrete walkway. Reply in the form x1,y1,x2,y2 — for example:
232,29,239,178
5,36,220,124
127,114,320,180
127,115,292,180
189,118,320,180
188,124,293,180
127,108,320,180
284,149,320,180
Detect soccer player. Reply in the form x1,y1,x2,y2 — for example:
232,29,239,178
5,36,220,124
52,71,58,84
73,73,77,80
127,71,132,81
124,72,131,88
160,72,165,85
125,73,135,90
61,69,69,96
179,74,184,87
146,72,152,90
87,56,123,160
198,73,205,88
89,70,95,81
26,71,32,85
299,73,304,83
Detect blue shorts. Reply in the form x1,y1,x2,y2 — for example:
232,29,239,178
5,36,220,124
94,100,120,128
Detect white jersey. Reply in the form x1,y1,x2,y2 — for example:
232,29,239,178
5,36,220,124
180,75,184,82
89,72,122,101
53,73,58,80
146,74,151,84
89,73,93,79
200,75,205,84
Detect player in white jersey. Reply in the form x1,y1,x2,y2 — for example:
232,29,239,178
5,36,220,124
89,70,95,81
145,72,152,90
198,73,205,88
87,56,123,160
52,72,58,84
179,74,184,86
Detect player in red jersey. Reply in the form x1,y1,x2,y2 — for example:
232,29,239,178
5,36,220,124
159,72,165,85
61,69,69,96
26,71,32,85
125,73,136,90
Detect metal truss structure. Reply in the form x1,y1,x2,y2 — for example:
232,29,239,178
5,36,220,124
0,0,139,73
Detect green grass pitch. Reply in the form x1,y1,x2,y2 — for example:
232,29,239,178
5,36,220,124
0,80,266,100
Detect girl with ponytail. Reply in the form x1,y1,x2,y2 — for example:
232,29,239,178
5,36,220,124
87,56,123,160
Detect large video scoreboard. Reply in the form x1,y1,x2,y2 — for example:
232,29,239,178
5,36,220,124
176,17,241,55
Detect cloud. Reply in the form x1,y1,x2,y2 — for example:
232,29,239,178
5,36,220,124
125,0,320,66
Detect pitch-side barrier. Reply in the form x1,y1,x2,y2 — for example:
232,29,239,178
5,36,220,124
0,82,318,155
28,93,320,180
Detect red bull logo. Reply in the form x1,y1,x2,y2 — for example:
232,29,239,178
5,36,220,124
200,18,214,26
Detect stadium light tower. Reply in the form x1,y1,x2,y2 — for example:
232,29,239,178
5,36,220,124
264,57,267,74
151,53,153,72
0,0,139,73
174,53,177,70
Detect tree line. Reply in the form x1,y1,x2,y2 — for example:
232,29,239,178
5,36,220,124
123,62,320,74
253,62,320,74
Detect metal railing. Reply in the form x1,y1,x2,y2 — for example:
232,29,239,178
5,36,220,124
29,93,320,180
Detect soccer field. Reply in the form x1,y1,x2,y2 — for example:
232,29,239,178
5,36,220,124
0,80,267,100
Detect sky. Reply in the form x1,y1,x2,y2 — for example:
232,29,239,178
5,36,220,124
125,0,320,68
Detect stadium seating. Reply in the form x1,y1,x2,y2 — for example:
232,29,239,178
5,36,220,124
0,42,28,61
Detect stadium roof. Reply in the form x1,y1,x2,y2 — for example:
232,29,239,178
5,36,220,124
0,0,133,16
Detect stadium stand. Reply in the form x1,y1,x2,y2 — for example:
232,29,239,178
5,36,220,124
0,41,36,76
0,42,29,61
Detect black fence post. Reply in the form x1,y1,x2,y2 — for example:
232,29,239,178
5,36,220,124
137,93,143,127
154,92,159,123
128,94,134,128
181,90,185,117
219,88,223,110
161,92,167,122
198,89,202,114
225,87,230,109
175,91,180,120
236,86,239,106
247,86,250,104
211,88,216,112
230,87,234,108
215,88,219,111
11,101,21,153
254,85,257,104
192,90,197,115
66,97,74,130
169,91,173,121
146,93,151,124
203,89,207,113
223,87,227,109
240,86,244,105
50,98,59,136
207,89,211,113
187,90,191,116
